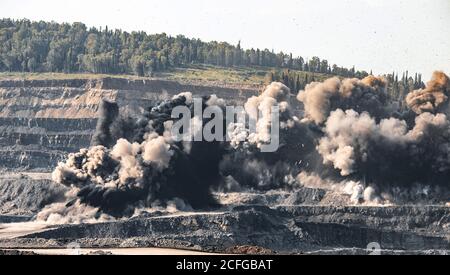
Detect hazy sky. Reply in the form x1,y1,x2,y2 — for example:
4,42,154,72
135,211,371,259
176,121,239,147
1,0,449,79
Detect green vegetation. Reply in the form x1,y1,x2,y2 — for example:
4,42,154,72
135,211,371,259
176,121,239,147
266,69,338,91
0,64,338,91
0,18,369,78
157,65,268,86
157,65,333,88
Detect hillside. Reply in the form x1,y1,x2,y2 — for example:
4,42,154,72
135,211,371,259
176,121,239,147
0,64,336,92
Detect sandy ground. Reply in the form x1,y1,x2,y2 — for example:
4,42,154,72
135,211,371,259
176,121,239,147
0,222,50,239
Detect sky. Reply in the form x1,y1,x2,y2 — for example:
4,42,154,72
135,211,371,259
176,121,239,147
1,0,449,79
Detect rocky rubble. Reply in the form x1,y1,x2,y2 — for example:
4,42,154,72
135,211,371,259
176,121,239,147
0,204,448,254
0,175,67,215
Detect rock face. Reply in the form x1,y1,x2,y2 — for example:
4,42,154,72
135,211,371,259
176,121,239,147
0,175,67,215
0,78,256,118
0,78,258,171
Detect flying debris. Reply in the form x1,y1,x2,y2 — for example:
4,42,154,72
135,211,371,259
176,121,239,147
50,73,450,218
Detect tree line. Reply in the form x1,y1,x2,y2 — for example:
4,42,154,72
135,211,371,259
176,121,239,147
1,18,370,77
267,69,371,92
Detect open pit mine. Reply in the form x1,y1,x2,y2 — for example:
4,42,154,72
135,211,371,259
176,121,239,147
0,75,449,255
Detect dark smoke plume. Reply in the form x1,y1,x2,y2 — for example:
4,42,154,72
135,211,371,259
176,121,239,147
91,99,119,147
54,93,226,216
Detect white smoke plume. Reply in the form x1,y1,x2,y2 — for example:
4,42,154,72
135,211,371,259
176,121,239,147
142,134,173,171
297,171,385,205
406,71,450,114
294,72,450,205
222,82,313,190
228,82,294,149
317,109,450,177
36,200,114,224
297,75,389,124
